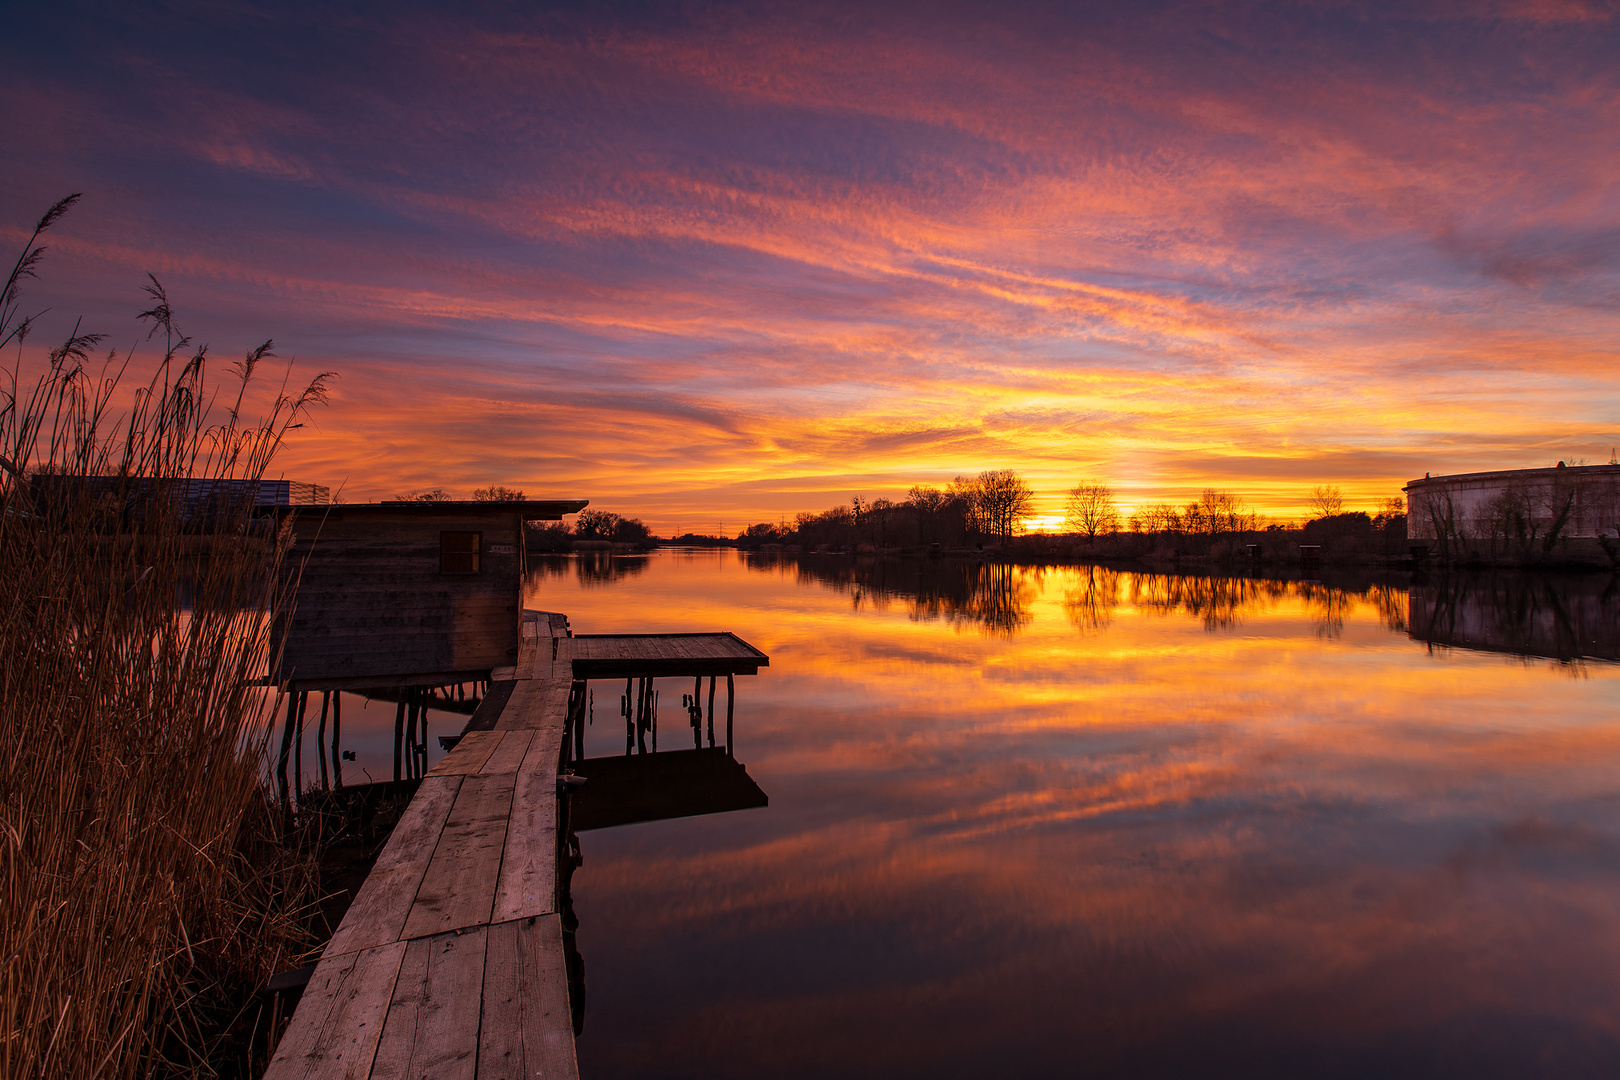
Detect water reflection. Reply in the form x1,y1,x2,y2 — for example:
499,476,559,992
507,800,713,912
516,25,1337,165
1411,572,1620,663
532,552,1620,1079
778,554,1416,640
780,554,1040,636
527,552,651,589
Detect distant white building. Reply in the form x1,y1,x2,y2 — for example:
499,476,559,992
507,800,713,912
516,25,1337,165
1405,464,1620,543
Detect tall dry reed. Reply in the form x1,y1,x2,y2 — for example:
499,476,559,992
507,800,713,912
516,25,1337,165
0,196,333,1077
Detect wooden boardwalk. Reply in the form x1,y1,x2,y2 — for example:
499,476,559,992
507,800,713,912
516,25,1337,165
267,617,770,1078
266,613,578,1080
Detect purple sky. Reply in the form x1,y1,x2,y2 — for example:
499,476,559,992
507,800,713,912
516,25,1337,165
4,1,1618,530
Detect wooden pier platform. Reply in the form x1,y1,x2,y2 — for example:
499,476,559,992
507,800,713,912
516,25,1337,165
266,616,769,1078
266,615,579,1080
559,632,768,678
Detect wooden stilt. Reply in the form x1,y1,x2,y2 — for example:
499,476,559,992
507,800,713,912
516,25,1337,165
726,674,735,756
276,686,297,817
636,677,648,755
707,675,716,748
421,688,430,773
394,696,406,781
315,692,331,791
574,681,586,760
330,691,343,788
292,691,308,810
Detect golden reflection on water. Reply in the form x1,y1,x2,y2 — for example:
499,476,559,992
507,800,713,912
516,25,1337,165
526,552,1620,1079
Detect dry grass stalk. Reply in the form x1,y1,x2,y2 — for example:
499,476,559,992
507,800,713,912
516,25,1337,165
0,196,334,1077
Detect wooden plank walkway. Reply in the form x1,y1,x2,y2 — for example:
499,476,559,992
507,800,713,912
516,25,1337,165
266,611,578,1080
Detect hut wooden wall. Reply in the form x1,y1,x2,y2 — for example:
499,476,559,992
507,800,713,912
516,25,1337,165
274,510,524,684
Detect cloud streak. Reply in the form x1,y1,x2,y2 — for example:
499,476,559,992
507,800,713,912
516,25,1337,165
3,0,1617,527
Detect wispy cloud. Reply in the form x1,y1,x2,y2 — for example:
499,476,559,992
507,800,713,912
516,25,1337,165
2,1,1617,527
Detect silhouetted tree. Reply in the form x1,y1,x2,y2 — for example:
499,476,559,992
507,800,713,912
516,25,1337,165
525,520,573,552
471,484,524,500
1308,485,1344,519
394,488,450,502
906,485,967,546
1063,482,1119,541
1129,501,1182,534
962,469,1032,540
575,508,620,540
1372,497,1405,529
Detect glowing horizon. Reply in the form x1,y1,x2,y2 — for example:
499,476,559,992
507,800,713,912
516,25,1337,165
4,3,1617,534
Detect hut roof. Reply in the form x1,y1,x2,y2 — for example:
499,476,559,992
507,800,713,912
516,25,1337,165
277,499,588,521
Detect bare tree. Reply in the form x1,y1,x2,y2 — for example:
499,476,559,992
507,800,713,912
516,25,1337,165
970,469,1034,539
471,484,524,500
1129,502,1182,533
1372,496,1405,529
1063,482,1119,541
1308,485,1344,519
394,488,450,502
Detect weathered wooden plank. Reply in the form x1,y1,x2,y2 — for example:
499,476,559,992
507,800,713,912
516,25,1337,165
490,734,560,924
462,680,518,732
427,730,502,777
492,679,570,732
479,729,537,776
264,939,407,1079
478,916,579,1080
326,776,463,958
369,928,488,1080
400,773,514,940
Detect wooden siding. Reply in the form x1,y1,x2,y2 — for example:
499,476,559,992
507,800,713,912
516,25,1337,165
275,511,525,684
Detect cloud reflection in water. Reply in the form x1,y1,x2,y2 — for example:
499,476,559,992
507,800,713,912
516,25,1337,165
533,552,1620,1079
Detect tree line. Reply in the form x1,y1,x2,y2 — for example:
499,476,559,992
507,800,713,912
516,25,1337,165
388,486,654,550
736,475,1405,550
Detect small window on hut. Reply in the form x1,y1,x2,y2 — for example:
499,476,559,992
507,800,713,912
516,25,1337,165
441,531,481,574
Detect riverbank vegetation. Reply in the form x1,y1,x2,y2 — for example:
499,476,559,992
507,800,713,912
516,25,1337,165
1,198,330,1077
526,507,654,552
730,472,1408,567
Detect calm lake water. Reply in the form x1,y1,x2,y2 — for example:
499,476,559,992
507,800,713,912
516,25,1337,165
511,550,1620,1080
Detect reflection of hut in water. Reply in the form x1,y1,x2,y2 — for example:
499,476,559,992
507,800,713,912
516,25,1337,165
273,499,586,687
1409,574,1620,663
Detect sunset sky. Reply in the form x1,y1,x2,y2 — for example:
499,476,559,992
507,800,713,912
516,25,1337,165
4,1,1618,532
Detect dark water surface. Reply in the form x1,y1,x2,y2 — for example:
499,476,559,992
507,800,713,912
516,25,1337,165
525,551,1620,1080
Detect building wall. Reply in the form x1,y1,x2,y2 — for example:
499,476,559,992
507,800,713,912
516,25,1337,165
1404,465,1620,542
274,509,524,685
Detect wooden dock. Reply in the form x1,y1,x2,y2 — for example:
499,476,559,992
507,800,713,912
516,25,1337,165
266,615,578,1080
266,615,769,1078
559,632,768,678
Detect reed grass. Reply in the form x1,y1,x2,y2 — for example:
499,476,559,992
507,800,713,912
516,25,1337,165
0,196,333,1077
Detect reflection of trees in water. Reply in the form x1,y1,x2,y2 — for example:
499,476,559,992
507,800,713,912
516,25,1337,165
789,556,1041,636
1062,566,1122,633
1297,582,1350,639
760,556,1422,641
1128,573,1408,638
1128,573,1287,631
525,553,650,590
1410,572,1620,665
1367,583,1407,634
